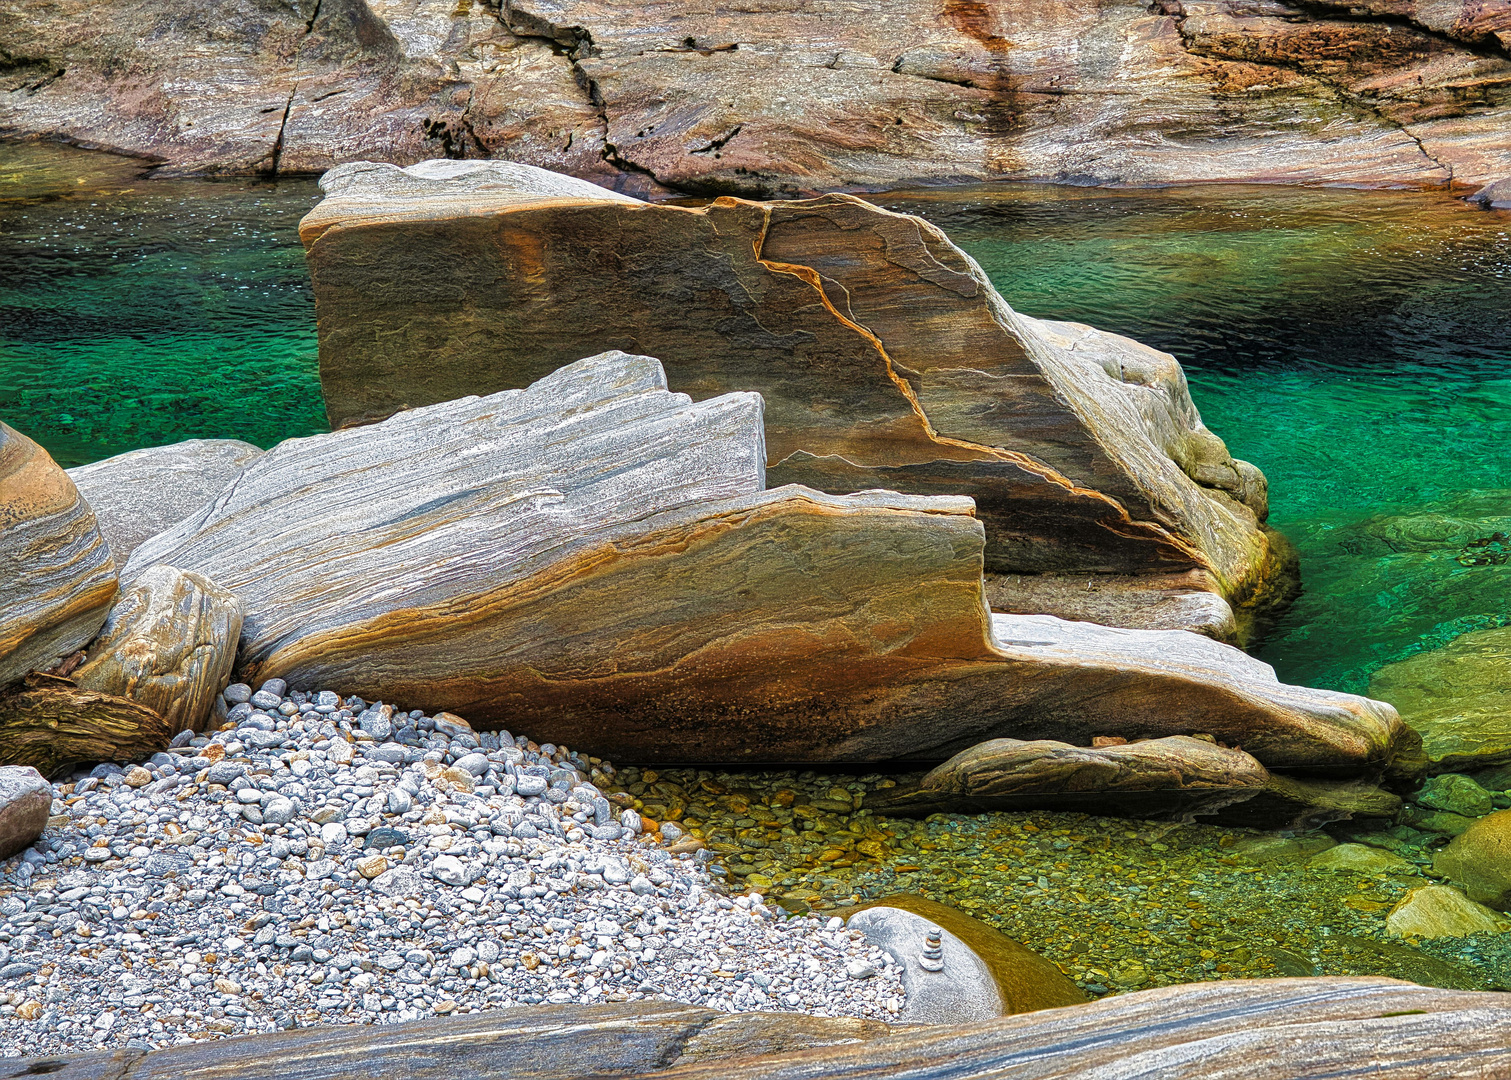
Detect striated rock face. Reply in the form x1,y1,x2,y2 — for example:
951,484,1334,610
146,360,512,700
867,735,1270,820
2,0,1507,189
0,674,173,778
303,162,1291,639
0,421,117,688
71,565,244,735
67,439,264,567
124,350,1401,767
15,979,1511,1079
0,765,53,861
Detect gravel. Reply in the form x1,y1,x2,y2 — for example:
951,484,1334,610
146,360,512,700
0,687,900,1056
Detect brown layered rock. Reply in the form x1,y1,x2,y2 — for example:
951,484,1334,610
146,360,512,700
66,439,264,566
0,421,117,689
0,765,53,861
123,350,1402,767
302,162,1291,640
2,0,1507,189
14,979,1511,1080
866,735,1271,820
0,673,173,778
71,565,243,734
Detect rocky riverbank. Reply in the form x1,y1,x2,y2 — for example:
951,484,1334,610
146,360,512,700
0,685,901,1057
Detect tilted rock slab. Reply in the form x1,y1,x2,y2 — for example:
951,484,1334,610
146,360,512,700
0,421,117,688
67,439,264,567
15,979,1511,1080
867,735,1271,820
126,351,1401,767
302,161,1291,641
71,565,244,735
0,765,53,861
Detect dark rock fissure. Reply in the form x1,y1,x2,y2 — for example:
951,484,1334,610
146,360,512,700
268,0,326,176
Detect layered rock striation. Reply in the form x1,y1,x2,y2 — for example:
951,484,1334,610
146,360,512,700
2,0,1507,189
302,161,1292,641
121,350,1403,774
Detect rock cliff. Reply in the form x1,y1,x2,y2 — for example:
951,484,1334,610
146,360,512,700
2,0,1507,190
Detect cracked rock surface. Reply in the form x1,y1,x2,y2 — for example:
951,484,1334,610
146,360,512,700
0,0,1506,189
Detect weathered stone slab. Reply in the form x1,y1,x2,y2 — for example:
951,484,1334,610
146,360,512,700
845,894,1086,1022
71,565,243,734
1207,774,1403,832
0,421,117,688
0,765,52,860
301,163,1293,639
13,979,1511,1080
865,736,1269,820
123,352,1403,768
0,674,172,778
66,439,263,566
1370,626,1511,773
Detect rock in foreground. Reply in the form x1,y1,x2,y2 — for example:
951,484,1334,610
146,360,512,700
11,979,1511,1079
0,421,117,688
125,351,1401,768
70,565,243,734
303,161,1290,641
0,765,51,861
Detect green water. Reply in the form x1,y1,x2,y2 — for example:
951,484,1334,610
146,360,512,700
880,185,1511,693
0,143,324,467
3,146,1509,694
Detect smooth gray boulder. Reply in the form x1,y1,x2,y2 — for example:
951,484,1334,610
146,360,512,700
67,438,263,566
0,764,53,860
1468,178,1511,209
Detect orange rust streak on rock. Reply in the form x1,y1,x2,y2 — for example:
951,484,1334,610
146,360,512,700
746,205,1209,569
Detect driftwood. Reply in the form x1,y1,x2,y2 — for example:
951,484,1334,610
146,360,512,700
122,351,1404,768
301,161,1292,642
10,979,1511,1080
0,673,173,778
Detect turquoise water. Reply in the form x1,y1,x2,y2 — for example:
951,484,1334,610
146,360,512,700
3,145,1508,693
0,143,324,467
881,185,1511,692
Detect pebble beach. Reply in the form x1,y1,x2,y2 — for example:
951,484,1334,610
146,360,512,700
0,683,900,1056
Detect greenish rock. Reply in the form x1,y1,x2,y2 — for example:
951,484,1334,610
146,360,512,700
1470,763,1511,792
1399,807,1479,837
1308,843,1416,876
1415,774,1494,818
1433,810,1511,910
1228,833,1337,865
1370,627,1511,773
1207,774,1401,832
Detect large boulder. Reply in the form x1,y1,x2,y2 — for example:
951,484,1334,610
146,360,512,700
1370,626,1511,773
2,0,1507,188
0,420,117,688
0,765,52,861
301,161,1292,642
70,565,243,734
12,979,1511,1079
1386,885,1511,939
864,736,1271,820
66,439,264,566
1433,810,1511,910
124,351,1404,767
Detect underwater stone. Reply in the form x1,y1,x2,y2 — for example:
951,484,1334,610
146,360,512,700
1386,885,1511,939
1433,810,1511,910
1371,627,1511,773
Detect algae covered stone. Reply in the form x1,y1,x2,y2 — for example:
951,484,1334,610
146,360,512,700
1386,884,1511,939
1370,626,1511,773
1433,810,1511,910
1308,843,1415,876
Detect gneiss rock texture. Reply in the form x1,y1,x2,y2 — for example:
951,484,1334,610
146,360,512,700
66,439,264,567
13,979,1511,1079
2,0,1508,189
70,565,244,734
0,421,117,688
125,351,1401,767
0,674,173,778
303,161,1291,641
